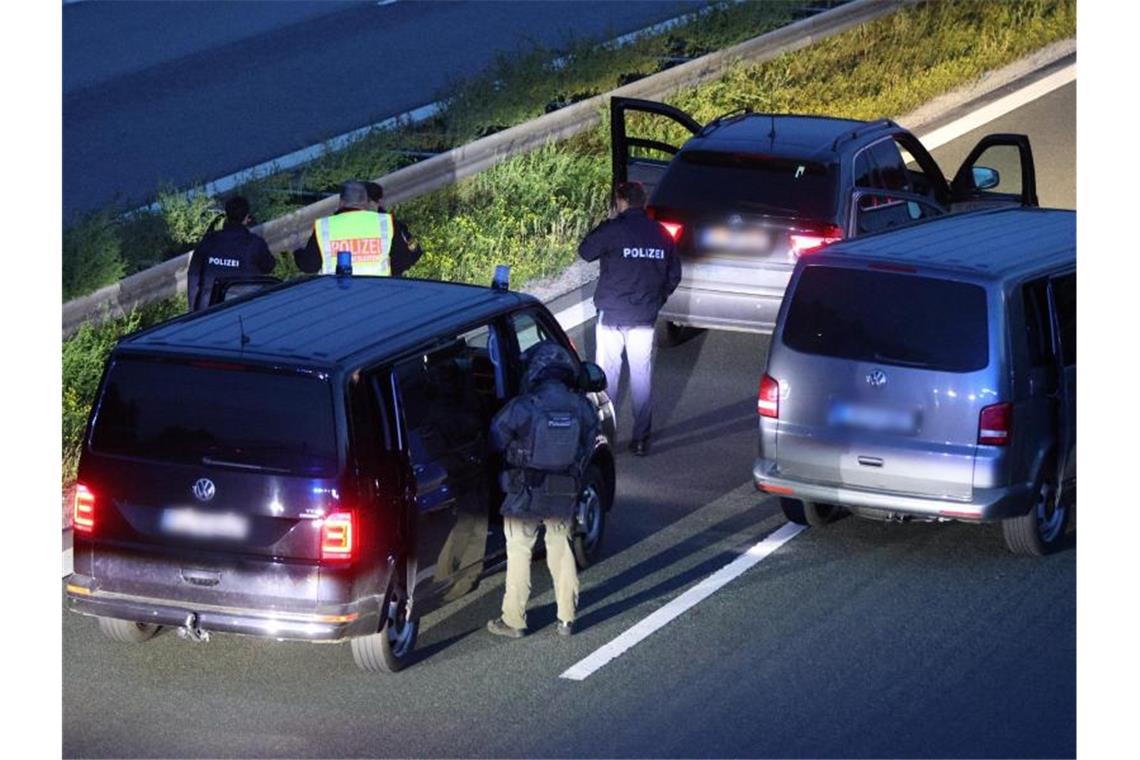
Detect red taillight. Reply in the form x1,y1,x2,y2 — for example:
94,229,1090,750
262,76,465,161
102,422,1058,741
978,403,1012,446
758,374,779,418
320,511,355,560
73,484,95,532
660,221,684,242
789,225,843,257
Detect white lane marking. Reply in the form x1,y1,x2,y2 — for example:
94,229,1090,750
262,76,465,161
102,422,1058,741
63,547,73,577
553,298,597,332
918,64,1075,151
560,521,806,681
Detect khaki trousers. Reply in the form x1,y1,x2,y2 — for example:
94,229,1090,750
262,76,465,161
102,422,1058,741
502,516,579,629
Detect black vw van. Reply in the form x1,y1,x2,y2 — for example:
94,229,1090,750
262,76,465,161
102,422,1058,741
65,275,616,672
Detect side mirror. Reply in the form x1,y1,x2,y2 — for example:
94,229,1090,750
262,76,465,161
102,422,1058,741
972,166,1000,191
580,361,607,393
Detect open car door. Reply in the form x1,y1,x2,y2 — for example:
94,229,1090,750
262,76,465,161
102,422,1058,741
611,97,701,198
208,276,283,307
949,133,1038,210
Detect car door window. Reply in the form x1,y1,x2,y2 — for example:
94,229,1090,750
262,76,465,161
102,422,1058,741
967,144,1024,197
854,151,875,189
868,140,911,193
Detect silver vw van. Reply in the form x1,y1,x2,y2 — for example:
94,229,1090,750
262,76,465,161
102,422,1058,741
752,208,1075,556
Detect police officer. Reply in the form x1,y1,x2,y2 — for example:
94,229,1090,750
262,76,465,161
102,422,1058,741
486,341,599,639
294,181,420,276
578,181,681,456
187,195,276,312
364,180,423,271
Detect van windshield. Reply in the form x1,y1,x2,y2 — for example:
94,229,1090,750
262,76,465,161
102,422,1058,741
783,266,989,372
652,150,837,218
90,358,338,476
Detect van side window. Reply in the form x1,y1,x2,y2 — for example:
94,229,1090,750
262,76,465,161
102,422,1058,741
1022,279,1054,368
1051,273,1076,366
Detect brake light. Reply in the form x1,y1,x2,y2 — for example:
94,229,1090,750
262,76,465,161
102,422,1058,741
758,374,779,418
73,484,95,532
660,221,684,242
320,511,355,560
978,403,1012,446
789,225,843,256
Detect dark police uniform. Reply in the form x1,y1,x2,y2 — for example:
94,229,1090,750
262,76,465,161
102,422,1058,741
187,222,276,311
578,207,681,448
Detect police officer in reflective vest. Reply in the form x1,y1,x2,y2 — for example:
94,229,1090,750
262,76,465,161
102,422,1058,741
294,181,420,276
187,195,276,312
578,181,681,456
486,341,599,639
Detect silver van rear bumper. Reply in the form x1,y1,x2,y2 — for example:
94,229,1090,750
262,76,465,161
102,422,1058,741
65,573,379,641
752,457,1033,522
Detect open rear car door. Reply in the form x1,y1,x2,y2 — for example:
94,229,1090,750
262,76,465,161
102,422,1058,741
949,133,1038,211
611,97,701,197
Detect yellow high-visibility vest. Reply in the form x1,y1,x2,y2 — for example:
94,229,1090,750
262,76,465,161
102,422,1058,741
313,210,394,275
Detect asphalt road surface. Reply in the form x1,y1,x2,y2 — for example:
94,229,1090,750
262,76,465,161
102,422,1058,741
63,0,711,219
61,77,1077,758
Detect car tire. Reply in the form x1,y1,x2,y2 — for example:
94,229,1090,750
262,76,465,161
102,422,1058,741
572,464,609,569
1002,465,1070,557
654,320,700,348
779,497,808,525
97,617,161,643
351,568,419,673
803,500,839,527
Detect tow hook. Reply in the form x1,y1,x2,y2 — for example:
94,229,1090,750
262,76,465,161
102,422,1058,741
177,612,210,643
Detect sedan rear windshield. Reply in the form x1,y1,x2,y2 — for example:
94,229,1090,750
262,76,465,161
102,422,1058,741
90,358,338,476
783,266,989,372
653,150,837,219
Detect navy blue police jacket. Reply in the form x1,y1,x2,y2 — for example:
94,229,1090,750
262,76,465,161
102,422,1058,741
187,223,276,311
578,208,681,326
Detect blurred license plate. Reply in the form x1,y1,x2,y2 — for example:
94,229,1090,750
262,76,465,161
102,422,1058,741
161,508,249,540
829,402,917,434
700,226,772,253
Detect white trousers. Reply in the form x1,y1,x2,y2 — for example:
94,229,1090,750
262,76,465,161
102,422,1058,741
595,319,656,442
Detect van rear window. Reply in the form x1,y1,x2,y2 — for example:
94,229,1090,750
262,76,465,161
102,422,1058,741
90,358,338,476
783,266,989,372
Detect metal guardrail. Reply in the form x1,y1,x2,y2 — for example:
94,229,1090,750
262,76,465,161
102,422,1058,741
61,0,908,338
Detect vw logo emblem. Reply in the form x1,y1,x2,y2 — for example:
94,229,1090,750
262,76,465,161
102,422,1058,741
727,214,744,227
866,369,888,388
192,478,216,502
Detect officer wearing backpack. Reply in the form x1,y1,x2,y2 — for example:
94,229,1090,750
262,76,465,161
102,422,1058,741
486,341,599,638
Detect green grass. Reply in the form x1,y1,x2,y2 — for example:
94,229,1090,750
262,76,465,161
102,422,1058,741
59,0,1076,489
